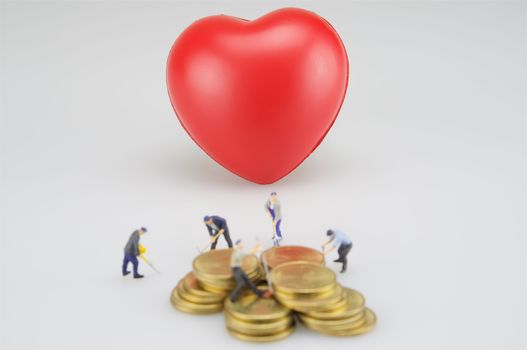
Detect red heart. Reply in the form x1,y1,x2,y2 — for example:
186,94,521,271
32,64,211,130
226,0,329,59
167,8,348,184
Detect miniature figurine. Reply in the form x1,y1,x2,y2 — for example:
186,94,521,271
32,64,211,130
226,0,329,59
229,239,273,302
265,192,283,247
122,227,147,279
204,215,233,250
321,229,353,273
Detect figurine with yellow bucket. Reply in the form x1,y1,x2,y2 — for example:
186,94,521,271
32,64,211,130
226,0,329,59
122,227,159,278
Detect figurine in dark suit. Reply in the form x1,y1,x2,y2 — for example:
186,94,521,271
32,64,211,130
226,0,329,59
122,227,147,278
204,216,233,250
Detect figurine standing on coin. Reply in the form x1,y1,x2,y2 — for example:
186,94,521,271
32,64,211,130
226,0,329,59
265,192,283,247
204,215,233,250
321,229,353,273
122,227,147,279
230,239,273,302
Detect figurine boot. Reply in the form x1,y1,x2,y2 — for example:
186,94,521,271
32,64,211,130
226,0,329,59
340,261,347,273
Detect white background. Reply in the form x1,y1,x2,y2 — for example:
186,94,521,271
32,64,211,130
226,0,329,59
1,1,525,349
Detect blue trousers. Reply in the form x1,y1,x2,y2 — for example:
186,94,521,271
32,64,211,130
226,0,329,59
122,253,140,277
275,219,282,238
268,207,282,238
273,219,283,247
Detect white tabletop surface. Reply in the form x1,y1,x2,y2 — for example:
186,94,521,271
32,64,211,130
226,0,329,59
1,1,525,350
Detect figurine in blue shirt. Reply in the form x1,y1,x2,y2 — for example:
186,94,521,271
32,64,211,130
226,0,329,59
321,229,353,273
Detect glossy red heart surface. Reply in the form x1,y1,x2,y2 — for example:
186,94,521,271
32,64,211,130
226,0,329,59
167,8,349,184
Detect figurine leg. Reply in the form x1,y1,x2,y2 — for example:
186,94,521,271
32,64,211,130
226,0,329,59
341,258,348,272
229,267,263,302
210,238,218,250
275,220,282,240
229,283,244,302
337,243,352,273
240,270,264,297
223,229,233,248
129,255,141,277
229,268,246,301
122,254,131,275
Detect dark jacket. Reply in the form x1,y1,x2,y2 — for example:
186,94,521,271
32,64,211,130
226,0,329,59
205,216,228,236
124,230,140,256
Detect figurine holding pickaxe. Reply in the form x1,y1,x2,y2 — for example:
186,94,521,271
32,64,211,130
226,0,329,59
203,215,233,250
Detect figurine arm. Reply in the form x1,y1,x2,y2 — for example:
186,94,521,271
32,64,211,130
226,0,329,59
321,237,336,252
250,242,262,255
323,245,336,255
265,202,272,218
132,235,140,256
273,204,282,223
210,229,224,242
321,237,334,248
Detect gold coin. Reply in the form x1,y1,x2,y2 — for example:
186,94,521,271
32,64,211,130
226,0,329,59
171,301,222,315
261,246,325,270
198,271,259,289
309,302,348,315
193,249,259,281
305,288,365,320
301,297,349,316
272,282,337,300
227,326,295,342
225,314,294,335
274,284,343,312
313,308,377,336
224,290,291,321
199,281,232,294
171,284,223,309
170,285,223,314
181,272,222,297
193,277,236,289
274,283,341,302
171,296,222,314
197,266,261,284
313,292,348,312
194,264,261,282
299,310,366,331
196,269,261,293
178,281,225,305
271,261,336,294
180,273,227,303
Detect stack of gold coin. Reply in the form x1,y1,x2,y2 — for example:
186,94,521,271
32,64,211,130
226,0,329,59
270,261,345,313
298,287,377,336
224,288,295,342
261,246,325,270
170,272,226,314
193,249,262,293
170,245,377,340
